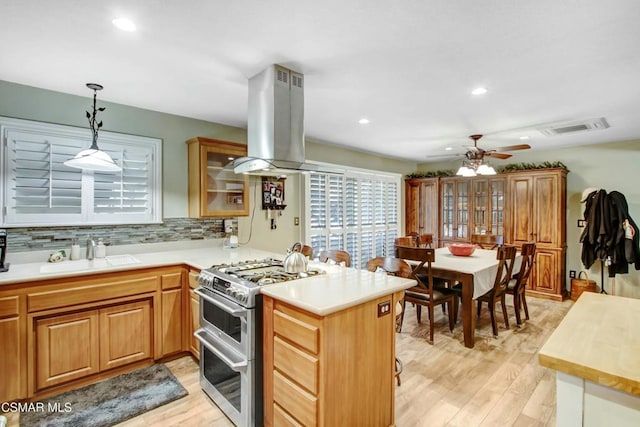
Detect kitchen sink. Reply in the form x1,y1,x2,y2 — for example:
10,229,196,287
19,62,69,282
39,255,141,274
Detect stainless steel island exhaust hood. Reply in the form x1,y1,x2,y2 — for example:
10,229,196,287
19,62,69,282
233,65,342,176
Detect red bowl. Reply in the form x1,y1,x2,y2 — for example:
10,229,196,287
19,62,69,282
446,243,476,256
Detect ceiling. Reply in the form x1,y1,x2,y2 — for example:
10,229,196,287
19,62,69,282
2,1,640,163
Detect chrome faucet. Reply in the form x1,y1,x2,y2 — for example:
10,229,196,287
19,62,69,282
86,236,96,260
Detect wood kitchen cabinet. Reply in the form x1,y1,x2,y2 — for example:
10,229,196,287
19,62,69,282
440,177,471,244
405,168,567,299
35,300,153,391
405,177,440,246
187,268,201,359
263,292,399,426
507,169,567,300
160,271,184,356
0,295,25,401
186,137,250,217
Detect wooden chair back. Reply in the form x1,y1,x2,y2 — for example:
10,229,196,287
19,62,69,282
416,233,434,248
318,249,351,267
394,236,417,248
491,245,518,295
394,246,436,291
513,242,536,291
471,234,504,249
301,244,313,259
365,256,412,278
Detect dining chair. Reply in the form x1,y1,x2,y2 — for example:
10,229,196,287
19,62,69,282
506,242,536,327
318,249,351,267
394,236,417,248
365,256,413,386
416,233,434,248
471,234,504,249
472,245,518,337
300,244,313,259
394,246,458,344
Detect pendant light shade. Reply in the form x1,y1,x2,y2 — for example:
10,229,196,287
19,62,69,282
64,83,121,172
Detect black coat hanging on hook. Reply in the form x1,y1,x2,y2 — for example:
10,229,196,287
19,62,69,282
580,189,640,276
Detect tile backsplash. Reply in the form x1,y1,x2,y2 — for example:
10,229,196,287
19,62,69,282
5,218,232,252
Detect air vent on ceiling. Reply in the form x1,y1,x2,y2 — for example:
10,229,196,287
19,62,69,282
539,117,609,136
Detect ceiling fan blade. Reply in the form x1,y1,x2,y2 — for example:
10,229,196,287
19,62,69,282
485,152,512,159
428,153,465,159
491,144,531,152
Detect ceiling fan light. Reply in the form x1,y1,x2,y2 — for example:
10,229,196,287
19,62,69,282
477,163,496,175
456,165,470,176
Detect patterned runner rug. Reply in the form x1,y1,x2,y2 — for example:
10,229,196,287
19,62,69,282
20,364,188,427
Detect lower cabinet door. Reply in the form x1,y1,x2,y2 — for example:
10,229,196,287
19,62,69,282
189,289,200,359
99,300,152,371
0,316,24,400
161,288,183,356
36,310,100,390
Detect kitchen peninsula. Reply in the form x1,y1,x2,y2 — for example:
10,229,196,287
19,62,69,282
0,240,414,427
539,292,640,426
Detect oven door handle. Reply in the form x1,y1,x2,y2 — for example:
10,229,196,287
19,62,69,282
194,329,248,372
194,287,247,318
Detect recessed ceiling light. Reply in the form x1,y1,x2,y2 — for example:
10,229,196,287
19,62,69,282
228,157,234,160
519,136,530,140
445,147,453,151
471,87,487,95
358,118,370,125
112,18,136,32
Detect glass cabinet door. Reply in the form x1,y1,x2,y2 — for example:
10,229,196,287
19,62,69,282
186,137,249,217
490,179,505,236
204,147,248,215
441,181,454,239
473,180,488,234
456,181,469,239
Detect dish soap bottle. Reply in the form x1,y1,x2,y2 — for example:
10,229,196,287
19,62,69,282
70,239,81,260
95,238,106,259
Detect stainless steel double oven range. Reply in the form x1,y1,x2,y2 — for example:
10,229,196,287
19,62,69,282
194,258,322,426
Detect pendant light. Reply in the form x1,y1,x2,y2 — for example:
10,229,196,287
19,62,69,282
64,83,121,172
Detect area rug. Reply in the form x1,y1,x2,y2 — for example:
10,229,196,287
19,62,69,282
20,364,188,427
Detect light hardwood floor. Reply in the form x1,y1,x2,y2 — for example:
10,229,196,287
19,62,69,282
4,296,572,427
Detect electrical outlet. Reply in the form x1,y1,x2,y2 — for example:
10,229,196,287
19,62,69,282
294,217,300,226
577,219,586,228
377,301,391,317
569,270,576,279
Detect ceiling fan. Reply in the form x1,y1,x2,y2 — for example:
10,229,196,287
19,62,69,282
462,134,531,161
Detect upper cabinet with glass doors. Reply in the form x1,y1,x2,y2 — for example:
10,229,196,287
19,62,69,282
186,137,249,217
472,177,506,236
440,177,470,242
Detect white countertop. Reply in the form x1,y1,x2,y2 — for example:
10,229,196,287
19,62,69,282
0,239,416,316
260,264,416,316
0,240,281,285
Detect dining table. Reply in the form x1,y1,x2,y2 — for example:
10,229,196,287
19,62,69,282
428,247,521,348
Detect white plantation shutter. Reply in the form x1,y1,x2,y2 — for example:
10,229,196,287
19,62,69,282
5,130,84,224
1,117,161,226
303,167,401,269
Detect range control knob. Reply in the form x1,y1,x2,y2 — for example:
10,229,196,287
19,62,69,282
236,291,247,303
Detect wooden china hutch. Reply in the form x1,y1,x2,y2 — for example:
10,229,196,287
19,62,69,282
405,168,567,300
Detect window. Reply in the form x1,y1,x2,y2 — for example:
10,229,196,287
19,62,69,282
1,116,162,226
303,167,400,269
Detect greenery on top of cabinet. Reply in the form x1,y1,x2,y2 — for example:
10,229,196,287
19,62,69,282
497,161,569,172
405,170,455,178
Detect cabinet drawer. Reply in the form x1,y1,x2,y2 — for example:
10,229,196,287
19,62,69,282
161,271,182,290
274,336,318,394
28,276,158,312
274,310,319,354
273,370,317,427
274,402,303,427
0,295,19,318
